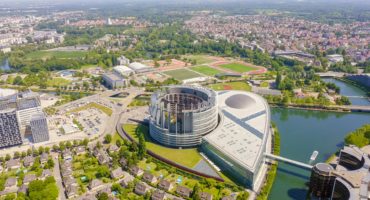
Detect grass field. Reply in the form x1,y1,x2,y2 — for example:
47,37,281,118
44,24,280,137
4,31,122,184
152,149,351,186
191,66,222,77
163,69,203,81
219,62,256,73
123,124,202,168
46,77,71,87
182,55,214,65
26,51,88,60
208,81,251,91
68,102,113,116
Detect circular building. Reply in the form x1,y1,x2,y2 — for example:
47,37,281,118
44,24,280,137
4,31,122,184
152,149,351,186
149,86,218,147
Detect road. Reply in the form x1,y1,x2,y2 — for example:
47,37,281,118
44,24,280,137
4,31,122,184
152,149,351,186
52,153,66,200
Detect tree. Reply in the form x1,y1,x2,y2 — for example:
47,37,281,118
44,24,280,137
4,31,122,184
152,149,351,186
14,151,20,159
46,158,55,169
5,154,10,161
275,72,282,89
104,134,112,144
13,76,23,85
237,191,250,200
116,139,122,147
98,192,109,200
82,138,89,146
96,166,110,178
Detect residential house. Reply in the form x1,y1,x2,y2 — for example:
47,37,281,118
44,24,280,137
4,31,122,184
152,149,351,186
129,166,144,177
119,157,127,168
6,159,21,170
23,156,35,167
111,168,125,179
75,146,86,155
134,182,149,195
66,185,78,199
142,172,157,184
120,172,134,188
199,192,213,200
41,169,52,180
151,189,166,200
108,144,119,153
221,196,234,200
40,153,49,165
4,177,17,189
63,176,77,187
23,174,37,185
176,186,192,198
78,194,98,200
18,184,28,194
158,180,174,191
89,179,104,191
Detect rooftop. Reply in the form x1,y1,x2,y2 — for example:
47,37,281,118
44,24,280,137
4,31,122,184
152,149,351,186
203,90,270,171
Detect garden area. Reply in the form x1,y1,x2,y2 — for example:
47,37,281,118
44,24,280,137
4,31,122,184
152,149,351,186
68,102,113,116
128,94,151,107
207,81,251,91
122,124,202,168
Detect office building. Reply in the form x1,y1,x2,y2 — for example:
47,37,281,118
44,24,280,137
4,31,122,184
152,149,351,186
0,109,22,148
102,73,127,89
30,113,49,143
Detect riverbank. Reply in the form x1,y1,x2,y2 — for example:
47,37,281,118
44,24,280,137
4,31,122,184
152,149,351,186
269,103,356,113
335,77,370,96
257,123,280,200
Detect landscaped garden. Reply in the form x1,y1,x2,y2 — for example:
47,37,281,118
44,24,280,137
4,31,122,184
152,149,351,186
68,102,113,116
207,81,251,91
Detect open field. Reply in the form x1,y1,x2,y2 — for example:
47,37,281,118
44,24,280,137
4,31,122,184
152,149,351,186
46,77,71,87
68,102,112,116
163,68,203,81
208,81,251,91
182,55,215,65
26,51,88,60
191,65,222,77
218,62,256,73
123,124,202,168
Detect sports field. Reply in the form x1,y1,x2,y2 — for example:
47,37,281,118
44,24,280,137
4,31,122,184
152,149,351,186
219,62,256,73
26,51,88,60
123,124,202,168
182,55,215,64
208,81,251,91
163,69,203,81
191,65,222,77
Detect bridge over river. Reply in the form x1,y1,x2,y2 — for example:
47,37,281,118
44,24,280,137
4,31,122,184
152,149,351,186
264,153,313,170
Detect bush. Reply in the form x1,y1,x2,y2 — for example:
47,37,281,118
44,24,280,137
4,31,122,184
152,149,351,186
344,124,370,147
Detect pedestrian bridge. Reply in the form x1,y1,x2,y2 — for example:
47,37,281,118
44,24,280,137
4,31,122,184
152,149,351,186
264,153,313,170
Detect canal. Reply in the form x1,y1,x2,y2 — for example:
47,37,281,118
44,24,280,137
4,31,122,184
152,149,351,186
269,79,370,199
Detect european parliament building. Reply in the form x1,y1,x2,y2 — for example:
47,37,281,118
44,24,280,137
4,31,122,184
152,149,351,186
149,86,271,189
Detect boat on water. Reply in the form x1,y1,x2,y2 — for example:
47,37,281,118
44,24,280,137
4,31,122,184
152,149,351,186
310,150,319,161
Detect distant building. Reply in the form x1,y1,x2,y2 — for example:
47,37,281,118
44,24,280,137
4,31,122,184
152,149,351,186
102,73,127,89
30,113,49,143
0,109,22,148
128,62,153,73
117,55,130,65
327,54,344,63
113,65,134,77
0,46,11,53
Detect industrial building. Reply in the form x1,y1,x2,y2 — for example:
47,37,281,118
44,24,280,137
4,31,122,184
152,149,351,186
30,113,49,143
117,55,130,65
0,109,22,148
102,73,127,89
149,86,271,188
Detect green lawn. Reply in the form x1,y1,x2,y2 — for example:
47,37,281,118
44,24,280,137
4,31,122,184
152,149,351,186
26,51,88,60
219,62,256,73
123,124,202,168
182,55,214,65
191,66,222,77
208,81,251,91
68,102,113,116
46,77,71,87
163,69,203,81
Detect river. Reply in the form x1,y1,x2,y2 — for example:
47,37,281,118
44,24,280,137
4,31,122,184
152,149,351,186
269,79,370,199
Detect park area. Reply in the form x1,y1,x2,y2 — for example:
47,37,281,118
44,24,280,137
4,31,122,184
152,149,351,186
163,68,203,81
46,77,71,87
218,62,256,73
25,50,88,60
191,65,222,77
68,102,113,116
128,94,151,107
208,81,251,91
123,124,202,168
